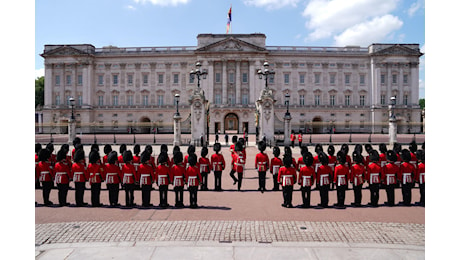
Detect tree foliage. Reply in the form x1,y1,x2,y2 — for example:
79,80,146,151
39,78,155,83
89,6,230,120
419,98,425,110
35,76,44,108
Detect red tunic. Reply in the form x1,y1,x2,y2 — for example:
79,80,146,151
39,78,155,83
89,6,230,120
350,164,365,186
382,162,399,185
270,157,283,175
211,153,226,172
278,166,296,186
290,134,295,142
415,162,425,184
365,162,382,185
296,157,305,172
87,163,105,184
298,165,315,187
118,155,125,169
71,162,88,183
232,152,245,173
328,155,337,173
298,134,302,143
170,164,186,187
133,155,141,172
379,153,387,167
156,164,171,186
37,161,55,182
185,166,202,187
316,165,332,186
255,152,270,172
334,164,349,186
398,162,415,184
121,163,137,184
54,162,71,184
136,163,155,186
198,157,211,174
103,164,122,184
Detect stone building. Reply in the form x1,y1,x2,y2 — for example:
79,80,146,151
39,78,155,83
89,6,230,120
38,33,423,136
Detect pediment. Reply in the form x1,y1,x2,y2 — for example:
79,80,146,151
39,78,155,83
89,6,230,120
196,37,266,53
372,45,422,57
41,45,94,57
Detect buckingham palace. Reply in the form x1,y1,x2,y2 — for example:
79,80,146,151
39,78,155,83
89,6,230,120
37,33,423,136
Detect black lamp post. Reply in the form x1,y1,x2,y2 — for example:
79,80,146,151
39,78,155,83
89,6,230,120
284,92,290,116
257,61,275,90
69,97,75,120
175,93,180,116
189,61,208,88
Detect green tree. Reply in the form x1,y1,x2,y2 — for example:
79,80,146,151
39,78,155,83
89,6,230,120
419,98,425,110
35,76,44,108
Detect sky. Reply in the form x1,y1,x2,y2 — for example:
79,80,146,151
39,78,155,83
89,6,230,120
35,0,425,97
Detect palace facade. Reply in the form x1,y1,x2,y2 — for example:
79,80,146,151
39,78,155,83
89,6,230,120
37,33,423,135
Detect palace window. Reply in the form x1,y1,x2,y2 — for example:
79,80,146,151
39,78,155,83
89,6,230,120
98,75,104,85
143,74,149,85
345,74,351,85
215,73,221,83
314,95,321,106
157,95,164,106
158,74,164,84
98,96,104,106
66,75,71,85
345,95,351,106
392,74,397,84
77,74,82,86
55,95,60,106
128,74,133,85
299,95,305,106
215,94,221,104
360,74,365,85
242,73,248,83
112,95,118,106
330,95,336,106
299,74,305,84
229,73,235,83
113,74,118,85
360,95,365,106
142,95,148,106
242,94,248,105
284,74,290,84
314,73,320,84
173,73,179,84
381,95,386,105
403,95,409,105
55,75,60,86
330,74,335,85
403,74,408,84
127,95,133,106
77,95,82,106
381,74,385,84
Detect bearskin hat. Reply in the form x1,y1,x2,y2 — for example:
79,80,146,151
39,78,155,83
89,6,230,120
35,143,42,154
123,150,133,163
173,150,183,165
235,140,244,152
201,146,208,157
119,144,127,154
89,150,100,164
369,150,380,162
337,151,346,165
416,149,425,163
158,152,168,165
103,144,112,155
144,145,153,155
319,151,329,166
283,155,292,168
187,144,195,155
38,149,50,162
140,151,150,164
258,141,267,152
303,152,314,167
232,135,238,143
341,144,349,154
133,144,141,155
75,143,83,152
72,137,81,147
160,144,168,153
61,144,69,153
187,153,197,166
91,143,99,152
108,151,118,164
284,146,292,156
409,141,417,153
327,145,335,156
46,142,54,153
57,149,67,162
364,144,373,154
300,146,308,157
273,146,280,157
379,143,387,154
213,143,221,153
386,150,397,162
315,144,323,154
352,151,363,164
74,149,85,163
172,145,180,155
401,149,411,162
354,144,363,155
393,142,402,154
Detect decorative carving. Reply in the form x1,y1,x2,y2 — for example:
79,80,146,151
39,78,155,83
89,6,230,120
224,41,242,50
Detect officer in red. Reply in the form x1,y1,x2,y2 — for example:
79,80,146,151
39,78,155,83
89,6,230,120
316,152,332,208
327,145,337,190
270,146,283,191
103,151,122,207
37,149,55,206
278,154,297,208
136,151,156,207
71,149,89,207
399,149,415,206
255,141,270,193
298,131,303,147
366,150,382,207
298,151,315,208
170,151,186,207
297,146,308,172
379,143,388,167
185,153,202,208
88,150,104,207
118,144,127,170
290,131,296,148
415,149,425,207
54,149,71,206
157,151,171,208
121,150,137,207
198,147,211,191
333,151,349,209
229,135,238,154
102,144,112,165
211,143,225,191
350,151,365,207
35,143,42,189
230,140,246,191
382,150,398,206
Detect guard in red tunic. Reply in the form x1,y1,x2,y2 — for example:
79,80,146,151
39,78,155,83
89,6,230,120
415,149,425,207
270,146,283,191
340,144,352,168
35,143,42,189
37,149,55,206
364,144,373,167
170,151,186,207
379,143,388,168
133,144,141,172
298,152,315,208
290,132,296,148
121,150,137,207
71,149,89,207
211,143,225,191
230,140,246,191
316,151,332,208
88,150,104,207
298,132,303,147
102,144,112,165
184,144,195,169
382,150,398,206
118,144,127,170
399,149,415,206
313,144,323,174
229,135,238,154
297,146,308,172
71,137,81,161
255,141,270,193
409,141,419,169
334,151,349,209
278,154,297,208
198,147,211,191
54,149,71,206
185,154,202,208
103,151,122,207
350,151,365,207
327,145,337,190
136,151,156,207
157,152,171,208
365,150,382,207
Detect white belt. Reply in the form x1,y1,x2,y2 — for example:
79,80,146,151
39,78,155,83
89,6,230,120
235,163,244,167
55,172,66,183
370,173,379,184
158,174,168,185
174,176,183,186
302,176,311,187
386,173,395,184
328,163,335,170
273,165,280,175
74,172,83,175
213,162,222,171
282,175,293,186
106,173,118,183
140,174,151,185
200,164,208,172
56,172,66,175
419,172,425,184
337,175,346,186
320,174,329,186
123,173,133,176
188,176,198,186
402,172,412,184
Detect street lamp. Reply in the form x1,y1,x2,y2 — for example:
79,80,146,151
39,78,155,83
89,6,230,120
284,92,290,116
389,96,396,120
175,93,180,116
190,61,208,89
257,61,275,90
69,97,75,120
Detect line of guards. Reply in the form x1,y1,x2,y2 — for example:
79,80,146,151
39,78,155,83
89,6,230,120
35,136,425,209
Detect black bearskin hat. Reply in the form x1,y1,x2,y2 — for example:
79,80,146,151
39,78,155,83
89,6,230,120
300,146,308,157
232,135,238,143
319,151,329,166
108,151,118,164
144,145,153,155
119,144,127,154
74,149,85,163
103,144,112,155
201,146,208,157
235,140,244,152
416,149,425,163
401,149,411,162
61,144,69,153
284,146,292,156
315,144,323,154
123,150,133,163
89,150,100,164
57,149,67,162
327,145,335,156
172,145,180,155
369,150,379,162
160,144,168,153
173,151,183,165
187,144,195,155
379,143,387,154
188,153,197,166
140,151,150,164
354,144,363,155
46,143,54,153
352,151,363,164
364,144,373,154
213,143,221,153
72,137,81,147
341,144,349,154
134,144,141,155
38,149,50,162
303,152,314,167
393,143,402,154
283,155,292,168
386,150,397,162
35,143,42,154
75,143,83,152
258,141,267,152
337,151,346,165
273,146,280,157
91,143,99,152
158,152,168,165
409,141,417,153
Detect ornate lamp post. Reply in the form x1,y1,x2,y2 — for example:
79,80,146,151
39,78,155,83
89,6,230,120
256,61,276,146
284,92,292,146
258,61,275,90
173,93,181,146
189,61,208,146
389,96,397,146
68,97,76,144
190,61,208,89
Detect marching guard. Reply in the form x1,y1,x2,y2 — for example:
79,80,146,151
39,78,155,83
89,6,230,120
382,150,398,206
399,149,416,206
170,151,186,207
88,150,104,207
333,151,349,209
316,151,332,208
211,143,225,191
199,147,211,191
270,146,283,191
54,149,71,206
350,151,365,207
255,141,270,193
37,149,54,206
104,151,122,207
121,150,137,207
136,151,156,207
278,154,296,208
157,152,171,208
230,140,246,191
185,153,202,208
71,149,89,207
298,151,315,208
366,150,382,207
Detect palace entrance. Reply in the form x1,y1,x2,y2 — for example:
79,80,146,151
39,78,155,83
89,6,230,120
139,117,151,134
312,116,323,134
224,113,239,133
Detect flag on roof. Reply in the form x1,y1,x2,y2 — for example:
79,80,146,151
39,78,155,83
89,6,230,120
226,6,232,34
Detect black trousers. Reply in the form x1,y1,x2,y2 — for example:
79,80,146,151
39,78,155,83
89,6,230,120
352,184,363,205
369,183,380,206
57,183,69,206
189,186,198,207
213,171,222,190
174,186,184,206
385,184,396,206
107,183,120,206
401,183,412,206
74,182,86,206
272,174,280,191
41,181,53,204
282,185,293,206
258,171,267,190
300,186,311,207
124,183,135,206
159,185,169,207
336,185,347,207
230,170,244,190
318,185,329,207
141,184,152,206
91,183,101,206
419,183,425,206
201,172,209,190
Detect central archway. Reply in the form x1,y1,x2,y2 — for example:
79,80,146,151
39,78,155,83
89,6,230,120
224,113,239,134
139,117,151,134
312,116,323,134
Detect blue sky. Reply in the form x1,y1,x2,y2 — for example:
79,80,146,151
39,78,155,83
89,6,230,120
35,0,425,97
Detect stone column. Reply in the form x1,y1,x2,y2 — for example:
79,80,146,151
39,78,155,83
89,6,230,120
44,63,53,108
222,60,227,105
68,118,76,145
284,113,292,147
236,60,241,104
389,99,397,146
257,88,276,145
190,89,207,146
173,114,182,146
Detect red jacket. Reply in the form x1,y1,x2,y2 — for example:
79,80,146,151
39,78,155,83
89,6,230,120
211,153,226,172
54,162,71,184
198,157,211,174
133,155,141,172
156,164,171,186
232,152,245,173
136,163,155,186
290,134,295,142
382,162,399,185
121,163,137,184
255,152,270,172
37,161,55,182
71,162,89,183
87,163,105,184
278,166,296,186
415,162,425,184
170,164,186,187
185,166,202,187
270,157,283,175
103,164,122,184
298,165,315,187
297,157,305,172
365,162,382,185
398,162,415,184
316,165,332,186
334,164,349,186
350,164,365,186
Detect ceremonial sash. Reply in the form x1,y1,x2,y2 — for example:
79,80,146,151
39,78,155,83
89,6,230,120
158,174,168,186
39,171,50,182
212,162,223,171
106,173,118,184
257,162,267,172
188,176,198,186
73,172,84,182
133,163,140,172
354,175,364,186
380,161,387,167
328,163,335,172
298,163,305,170
320,174,330,186
302,176,311,187
370,173,379,185
122,173,133,184
386,173,396,185
402,172,412,184
315,163,321,173
173,176,183,187
337,175,347,186
140,174,151,185
282,175,293,186
55,172,67,184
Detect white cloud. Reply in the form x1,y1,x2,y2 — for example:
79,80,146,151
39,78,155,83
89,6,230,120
125,5,137,10
243,0,300,10
333,15,403,46
35,68,44,79
133,0,190,6
408,0,424,17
